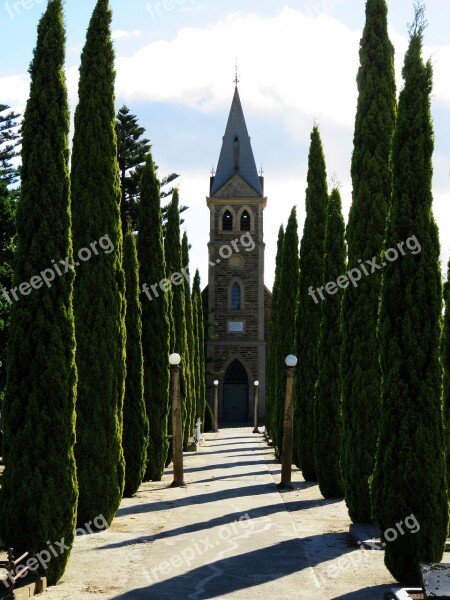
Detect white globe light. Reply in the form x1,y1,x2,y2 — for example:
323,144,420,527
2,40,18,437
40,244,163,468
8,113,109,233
285,354,298,368
213,379,219,386
254,380,259,386
169,353,181,366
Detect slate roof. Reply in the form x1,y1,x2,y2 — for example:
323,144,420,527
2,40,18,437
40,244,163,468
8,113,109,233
211,86,263,197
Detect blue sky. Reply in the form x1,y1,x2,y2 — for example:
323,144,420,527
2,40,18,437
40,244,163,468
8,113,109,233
1,0,450,289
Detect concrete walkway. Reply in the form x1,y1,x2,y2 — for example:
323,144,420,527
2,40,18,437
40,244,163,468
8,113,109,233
43,427,438,599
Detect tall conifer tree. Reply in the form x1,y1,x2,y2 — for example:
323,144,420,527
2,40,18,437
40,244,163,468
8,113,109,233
275,210,299,454
71,0,126,526
165,191,189,446
182,232,195,438
443,258,450,493
294,126,328,480
0,0,77,584
123,230,148,496
192,270,206,425
266,226,284,445
314,188,345,499
139,155,170,481
371,8,448,583
340,0,397,522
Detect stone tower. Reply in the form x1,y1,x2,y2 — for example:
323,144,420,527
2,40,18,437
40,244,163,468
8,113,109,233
203,85,271,423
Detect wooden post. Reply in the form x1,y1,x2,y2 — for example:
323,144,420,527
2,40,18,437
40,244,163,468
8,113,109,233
278,366,296,490
170,363,185,487
253,382,260,433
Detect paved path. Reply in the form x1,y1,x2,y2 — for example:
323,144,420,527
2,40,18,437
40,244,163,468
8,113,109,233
113,429,392,600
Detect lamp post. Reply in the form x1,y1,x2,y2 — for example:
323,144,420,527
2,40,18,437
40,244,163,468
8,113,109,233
169,353,185,487
277,354,298,491
213,380,219,432
253,381,260,433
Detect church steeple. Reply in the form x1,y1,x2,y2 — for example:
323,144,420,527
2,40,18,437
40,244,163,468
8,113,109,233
210,86,263,197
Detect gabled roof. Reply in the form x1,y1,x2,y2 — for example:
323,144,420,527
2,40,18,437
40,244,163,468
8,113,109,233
211,87,263,197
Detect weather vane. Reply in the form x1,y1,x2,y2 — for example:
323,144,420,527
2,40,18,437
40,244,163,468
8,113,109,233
260,165,264,177
234,59,240,86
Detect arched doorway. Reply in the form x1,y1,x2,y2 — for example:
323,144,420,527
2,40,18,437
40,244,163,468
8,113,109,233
223,359,249,422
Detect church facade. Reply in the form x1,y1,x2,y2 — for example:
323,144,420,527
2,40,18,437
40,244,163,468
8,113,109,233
203,85,271,423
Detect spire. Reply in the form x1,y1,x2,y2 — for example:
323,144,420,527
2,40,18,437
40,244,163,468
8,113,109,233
211,86,263,197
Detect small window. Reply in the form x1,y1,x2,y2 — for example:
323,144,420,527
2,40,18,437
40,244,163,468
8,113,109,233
231,282,241,310
240,210,251,231
223,210,233,231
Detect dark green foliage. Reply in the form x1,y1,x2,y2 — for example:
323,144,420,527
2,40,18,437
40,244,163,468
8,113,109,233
314,188,345,499
275,210,299,454
116,105,150,233
138,155,170,481
164,191,189,448
443,258,450,494
340,0,397,523
371,10,448,583
294,126,328,480
71,0,126,526
266,226,284,445
123,230,148,496
0,179,15,405
0,104,21,186
182,232,195,439
0,0,77,584
193,270,206,426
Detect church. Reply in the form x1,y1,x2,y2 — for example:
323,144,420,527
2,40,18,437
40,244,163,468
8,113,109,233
203,84,271,424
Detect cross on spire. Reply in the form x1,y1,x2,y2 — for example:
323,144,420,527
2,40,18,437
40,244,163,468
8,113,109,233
234,59,240,86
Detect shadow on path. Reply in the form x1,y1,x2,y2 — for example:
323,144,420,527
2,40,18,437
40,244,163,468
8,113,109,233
111,537,350,600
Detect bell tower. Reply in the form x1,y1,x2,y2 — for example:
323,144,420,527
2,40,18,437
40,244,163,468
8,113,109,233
204,84,270,423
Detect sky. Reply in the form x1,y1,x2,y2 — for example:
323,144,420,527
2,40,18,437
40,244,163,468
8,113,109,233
1,0,450,290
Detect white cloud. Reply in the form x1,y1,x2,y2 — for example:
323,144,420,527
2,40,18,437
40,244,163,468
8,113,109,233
112,29,143,39
115,8,362,128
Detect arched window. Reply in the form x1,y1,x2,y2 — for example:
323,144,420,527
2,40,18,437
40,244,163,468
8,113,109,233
231,282,241,310
222,210,233,231
240,210,251,231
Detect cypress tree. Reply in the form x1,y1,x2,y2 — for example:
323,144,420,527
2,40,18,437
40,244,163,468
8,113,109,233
71,0,126,526
123,229,148,496
340,0,397,523
138,154,170,481
182,232,195,437
164,191,189,446
192,270,206,426
294,126,328,480
314,188,345,499
0,178,15,406
275,210,299,454
443,258,450,492
266,226,284,445
371,8,448,584
0,0,77,584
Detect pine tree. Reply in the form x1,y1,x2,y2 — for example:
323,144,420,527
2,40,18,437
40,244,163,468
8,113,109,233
266,225,284,444
443,258,450,493
0,0,77,584
275,210,299,454
123,229,148,496
294,126,328,480
71,0,126,526
340,0,397,523
138,154,170,481
192,270,206,426
371,8,448,584
116,105,150,233
182,232,195,439
0,104,21,186
314,188,345,499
